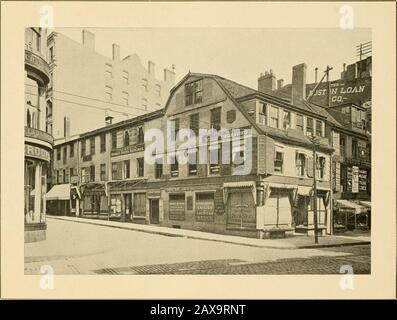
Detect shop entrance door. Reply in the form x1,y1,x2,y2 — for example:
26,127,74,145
124,194,132,222
150,199,159,224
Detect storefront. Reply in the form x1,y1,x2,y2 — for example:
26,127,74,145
334,199,369,231
81,183,108,218
24,142,52,242
46,183,71,215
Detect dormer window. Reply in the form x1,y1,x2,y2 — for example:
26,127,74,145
185,80,203,106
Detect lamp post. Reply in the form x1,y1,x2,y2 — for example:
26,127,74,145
310,134,321,244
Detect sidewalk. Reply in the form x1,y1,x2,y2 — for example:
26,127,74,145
48,215,371,249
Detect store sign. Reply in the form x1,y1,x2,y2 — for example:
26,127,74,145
147,190,161,198
196,200,214,222
214,189,225,215
352,166,359,193
25,127,54,145
169,196,185,220
25,49,50,78
359,169,367,192
25,144,50,162
111,143,145,157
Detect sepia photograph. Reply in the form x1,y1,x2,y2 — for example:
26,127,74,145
1,1,395,301
24,27,372,275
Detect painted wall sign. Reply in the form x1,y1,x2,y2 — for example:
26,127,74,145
25,144,50,162
111,143,145,157
352,166,359,193
214,189,225,215
25,126,54,145
359,169,367,192
195,200,214,221
169,194,185,220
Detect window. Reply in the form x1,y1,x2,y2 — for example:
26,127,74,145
105,63,112,78
90,165,95,182
137,127,144,144
49,46,54,62
259,102,267,125
269,105,279,128
137,158,144,177
274,151,283,173
306,118,314,136
296,152,306,176
57,148,61,161
141,78,148,91
69,168,74,181
111,132,117,150
317,156,326,179
122,70,129,84
122,91,129,106
340,136,346,157
56,170,60,184
209,143,221,174
124,160,130,179
90,137,95,155
189,113,200,136
170,156,179,177
155,160,163,179
81,167,87,183
100,134,106,153
105,86,112,101
296,114,304,131
171,118,180,137
316,120,323,136
26,28,41,51
195,193,215,222
100,164,106,181
112,162,122,180
63,169,68,183
210,107,221,131
70,142,74,158
63,147,67,164
188,150,198,176
185,79,203,106
141,98,148,110
155,84,161,97
352,139,358,159
282,110,291,130
124,131,130,147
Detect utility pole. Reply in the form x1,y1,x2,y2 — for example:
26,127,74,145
310,134,320,244
325,65,333,108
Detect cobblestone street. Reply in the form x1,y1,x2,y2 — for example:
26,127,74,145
25,218,370,275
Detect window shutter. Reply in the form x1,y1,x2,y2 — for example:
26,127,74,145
202,81,213,103
265,136,275,174
306,156,314,178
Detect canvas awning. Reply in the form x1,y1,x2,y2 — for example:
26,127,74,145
46,184,70,201
297,186,312,196
268,182,297,190
223,181,256,204
335,199,368,214
359,201,371,208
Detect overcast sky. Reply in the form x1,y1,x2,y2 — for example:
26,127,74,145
55,28,371,88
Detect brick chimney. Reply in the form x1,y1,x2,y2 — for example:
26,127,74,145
277,79,284,90
258,70,276,94
82,29,95,50
291,63,307,104
164,67,175,85
112,44,120,61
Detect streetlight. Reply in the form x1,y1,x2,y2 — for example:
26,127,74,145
309,134,321,244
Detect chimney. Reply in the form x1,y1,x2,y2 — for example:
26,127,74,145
291,63,307,104
82,29,95,50
315,67,318,83
148,61,155,76
341,63,347,80
63,117,70,138
258,70,276,94
277,79,284,90
112,44,120,61
164,67,175,85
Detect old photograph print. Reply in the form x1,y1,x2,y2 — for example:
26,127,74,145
24,27,371,275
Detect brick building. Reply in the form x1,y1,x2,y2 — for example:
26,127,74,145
50,67,343,238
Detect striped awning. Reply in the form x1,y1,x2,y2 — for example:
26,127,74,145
335,199,368,214
46,184,70,200
223,181,256,189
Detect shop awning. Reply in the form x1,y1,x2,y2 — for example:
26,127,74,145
46,184,70,201
268,182,297,190
223,181,256,205
335,199,368,214
359,201,371,208
297,186,312,196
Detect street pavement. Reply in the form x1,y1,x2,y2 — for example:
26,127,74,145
24,218,370,275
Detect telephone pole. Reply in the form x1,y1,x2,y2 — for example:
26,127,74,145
310,134,320,244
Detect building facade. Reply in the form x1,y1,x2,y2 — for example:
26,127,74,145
46,29,175,140
50,70,339,239
24,27,54,242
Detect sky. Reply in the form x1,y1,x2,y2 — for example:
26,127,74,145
55,28,371,89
